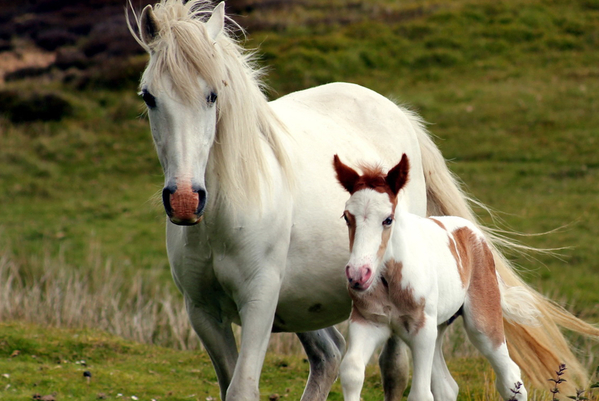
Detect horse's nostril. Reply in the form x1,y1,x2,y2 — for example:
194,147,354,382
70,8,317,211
162,184,176,217
195,188,207,215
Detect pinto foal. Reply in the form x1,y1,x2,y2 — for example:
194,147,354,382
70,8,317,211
333,154,527,401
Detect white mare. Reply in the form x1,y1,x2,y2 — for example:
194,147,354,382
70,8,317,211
128,1,599,400
333,154,529,401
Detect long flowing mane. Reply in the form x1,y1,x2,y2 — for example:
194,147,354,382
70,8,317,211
128,0,292,208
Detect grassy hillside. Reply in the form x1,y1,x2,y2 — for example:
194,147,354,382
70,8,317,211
1,0,599,398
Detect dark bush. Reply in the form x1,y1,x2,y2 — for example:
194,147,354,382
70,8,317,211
4,66,51,81
34,28,78,51
54,48,90,70
0,39,12,52
0,90,73,123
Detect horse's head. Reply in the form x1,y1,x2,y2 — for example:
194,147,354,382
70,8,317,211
132,1,227,225
333,154,410,291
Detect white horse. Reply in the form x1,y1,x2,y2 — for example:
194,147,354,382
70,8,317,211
128,1,599,400
333,154,529,401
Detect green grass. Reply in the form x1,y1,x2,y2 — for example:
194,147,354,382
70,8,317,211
1,0,599,398
5,322,591,401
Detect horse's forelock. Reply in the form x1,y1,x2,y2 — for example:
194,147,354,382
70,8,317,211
139,0,230,102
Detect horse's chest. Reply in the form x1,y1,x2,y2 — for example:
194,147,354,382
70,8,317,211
350,273,427,334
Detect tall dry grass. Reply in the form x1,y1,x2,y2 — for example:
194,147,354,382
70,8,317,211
0,237,305,353
0,238,200,349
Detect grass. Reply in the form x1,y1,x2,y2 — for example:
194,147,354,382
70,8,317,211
1,0,599,399
3,322,596,401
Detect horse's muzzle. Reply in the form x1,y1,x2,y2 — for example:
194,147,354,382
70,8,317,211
162,184,207,225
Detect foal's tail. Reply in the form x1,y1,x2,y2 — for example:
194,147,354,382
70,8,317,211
410,110,599,394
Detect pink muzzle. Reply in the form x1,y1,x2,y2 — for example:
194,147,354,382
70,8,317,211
346,264,372,291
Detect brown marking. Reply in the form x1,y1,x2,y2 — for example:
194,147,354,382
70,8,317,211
429,218,467,288
333,154,410,206
345,211,357,252
452,227,505,348
377,225,392,263
170,179,199,221
384,259,426,334
349,260,426,334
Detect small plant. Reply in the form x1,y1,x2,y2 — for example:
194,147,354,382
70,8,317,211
507,381,523,401
549,363,568,400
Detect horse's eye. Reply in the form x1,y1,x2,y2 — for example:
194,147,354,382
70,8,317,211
382,217,393,226
342,212,350,225
207,92,218,104
140,89,156,108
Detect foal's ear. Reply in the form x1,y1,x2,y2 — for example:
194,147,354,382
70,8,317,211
386,154,410,196
206,2,225,41
140,5,160,44
333,155,360,194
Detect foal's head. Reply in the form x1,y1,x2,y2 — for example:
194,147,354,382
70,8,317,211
333,154,410,291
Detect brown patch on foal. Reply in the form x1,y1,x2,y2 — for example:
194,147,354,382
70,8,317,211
345,212,357,252
349,260,426,334
385,260,426,334
452,227,504,348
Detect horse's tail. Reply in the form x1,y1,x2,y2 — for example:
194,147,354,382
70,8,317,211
410,110,599,393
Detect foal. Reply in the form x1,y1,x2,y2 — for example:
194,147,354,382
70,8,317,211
333,154,528,401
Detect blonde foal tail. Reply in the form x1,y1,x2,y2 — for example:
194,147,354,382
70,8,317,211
409,109,599,393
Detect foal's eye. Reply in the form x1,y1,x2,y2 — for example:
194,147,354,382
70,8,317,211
207,92,218,105
140,89,156,108
382,217,393,226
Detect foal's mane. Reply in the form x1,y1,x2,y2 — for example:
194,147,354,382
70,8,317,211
128,0,292,208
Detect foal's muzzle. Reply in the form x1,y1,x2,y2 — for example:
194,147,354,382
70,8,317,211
162,183,207,225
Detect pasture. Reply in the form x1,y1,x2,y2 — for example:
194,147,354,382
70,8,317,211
1,0,599,399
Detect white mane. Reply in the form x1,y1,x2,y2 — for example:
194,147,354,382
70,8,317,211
129,0,292,208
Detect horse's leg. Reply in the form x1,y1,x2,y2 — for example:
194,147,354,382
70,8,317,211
378,335,410,401
296,326,346,401
405,319,436,401
430,323,459,401
186,297,238,401
225,276,282,401
340,322,391,401
462,304,527,401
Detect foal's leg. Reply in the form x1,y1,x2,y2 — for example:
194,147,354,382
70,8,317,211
378,335,410,401
340,322,391,401
462,310,526,400
186,297,238,401
430,323,459,401
297,327,346,401
405,319,437,401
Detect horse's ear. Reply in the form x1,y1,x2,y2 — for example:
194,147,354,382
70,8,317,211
206,2,225,41
386,154,410,196
333,154,360,194
140,5,160,44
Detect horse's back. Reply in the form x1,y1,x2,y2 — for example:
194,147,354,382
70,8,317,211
265,83,430,331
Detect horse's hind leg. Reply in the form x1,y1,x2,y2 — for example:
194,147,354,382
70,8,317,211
462,265,527,401
186,297,238,401
378,335,410,401
297,326,346,401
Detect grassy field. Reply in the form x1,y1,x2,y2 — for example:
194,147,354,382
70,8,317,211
2,322,596,401
1,0,599,399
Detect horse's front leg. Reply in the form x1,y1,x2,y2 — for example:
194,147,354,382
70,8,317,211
406,317,437,401
185,296,238,401
225,270,283,401
297,326,346,401
340,320,391,401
